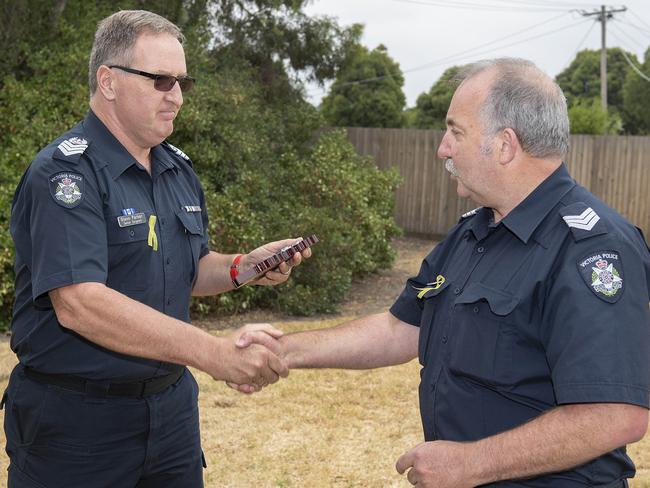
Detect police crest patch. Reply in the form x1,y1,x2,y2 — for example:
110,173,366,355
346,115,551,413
577,250,624,303
49,172,84,208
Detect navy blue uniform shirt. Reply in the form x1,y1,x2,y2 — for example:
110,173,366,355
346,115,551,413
390,164,650,487
10,111,210,381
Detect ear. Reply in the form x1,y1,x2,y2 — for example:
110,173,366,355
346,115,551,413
96,65,117,101
498,128,519,165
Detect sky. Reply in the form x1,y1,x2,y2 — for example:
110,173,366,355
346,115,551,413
303,0,650,107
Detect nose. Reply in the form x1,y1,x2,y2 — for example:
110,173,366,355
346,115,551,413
166,80,183,108
437,130,451,159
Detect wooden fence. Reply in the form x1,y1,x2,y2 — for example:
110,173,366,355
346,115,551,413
344,128,650,237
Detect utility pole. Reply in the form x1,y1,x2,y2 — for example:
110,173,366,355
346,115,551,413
580,5,627,110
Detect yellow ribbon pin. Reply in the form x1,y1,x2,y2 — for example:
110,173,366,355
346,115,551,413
412,275,445,299
148,215,158,251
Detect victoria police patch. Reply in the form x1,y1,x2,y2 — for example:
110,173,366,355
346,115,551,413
49,172,84,208
576,250,624,303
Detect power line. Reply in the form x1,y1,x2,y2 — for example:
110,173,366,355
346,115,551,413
614,39,650,82
402,17,592,73
487,0,600,7
609,21,647,50
392,0,574,13
627,8,650,32
308,15,589,97
563,18,598,70
617,18,650,38
403,11,570,73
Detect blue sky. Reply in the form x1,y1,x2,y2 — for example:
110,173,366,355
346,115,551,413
304,0,650,107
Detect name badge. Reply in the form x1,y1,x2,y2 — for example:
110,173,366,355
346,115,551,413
183,205,201,213
117,212,147,227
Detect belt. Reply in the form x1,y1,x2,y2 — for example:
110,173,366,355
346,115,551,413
23,366,185,399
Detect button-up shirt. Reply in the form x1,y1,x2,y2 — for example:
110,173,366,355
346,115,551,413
390,164,650,487
10,111,209,380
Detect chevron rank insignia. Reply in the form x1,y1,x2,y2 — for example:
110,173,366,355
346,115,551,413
49,172,84,208
559,203,607,241
52,136,89,164
577,250,624,303
57,137,88,156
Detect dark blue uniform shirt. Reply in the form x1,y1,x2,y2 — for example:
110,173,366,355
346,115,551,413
390,164,650,487
10,111,210,381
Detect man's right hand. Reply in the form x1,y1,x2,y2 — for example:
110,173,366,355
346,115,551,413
224,323,288,394
216,323,288,394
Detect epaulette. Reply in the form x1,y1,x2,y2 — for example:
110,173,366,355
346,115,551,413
559,202,608,241
163,141,192,166
52,136,90,164
459,207,481,221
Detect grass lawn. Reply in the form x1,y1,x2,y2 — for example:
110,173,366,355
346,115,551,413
0,237,648,486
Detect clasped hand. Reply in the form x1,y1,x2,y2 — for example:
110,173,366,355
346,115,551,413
224,323,288,394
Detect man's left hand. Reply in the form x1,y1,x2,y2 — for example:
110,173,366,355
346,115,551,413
396,441,475,488
243,237,312,286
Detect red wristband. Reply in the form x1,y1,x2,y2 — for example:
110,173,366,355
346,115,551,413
230,254,243,288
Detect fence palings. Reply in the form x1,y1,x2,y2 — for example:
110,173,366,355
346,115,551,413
345,128,650,238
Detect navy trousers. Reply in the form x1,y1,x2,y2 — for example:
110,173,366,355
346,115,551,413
3,365,205,487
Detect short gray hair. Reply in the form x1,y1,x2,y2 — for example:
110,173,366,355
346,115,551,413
89,10,184,95
458,58,569,159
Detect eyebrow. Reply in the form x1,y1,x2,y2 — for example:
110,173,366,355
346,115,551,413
446,117,465,131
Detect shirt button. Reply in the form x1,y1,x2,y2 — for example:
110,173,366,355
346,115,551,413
454,287,461,295
473,306,479,313
442,336,448,343
167,298,172,305
477,246,485,253
129,229,135,237
166,258,171,265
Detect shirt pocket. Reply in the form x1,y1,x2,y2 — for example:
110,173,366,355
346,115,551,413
174,209,204,285
417,279,451,365
105,212,152,296
448,283,519,386
105,213,150,246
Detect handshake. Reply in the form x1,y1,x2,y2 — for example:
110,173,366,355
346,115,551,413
218,322,292,394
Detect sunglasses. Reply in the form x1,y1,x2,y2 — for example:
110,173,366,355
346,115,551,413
109,65,195,92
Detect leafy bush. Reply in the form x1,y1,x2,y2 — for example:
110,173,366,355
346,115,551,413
0,1,401,329
568,98,621,135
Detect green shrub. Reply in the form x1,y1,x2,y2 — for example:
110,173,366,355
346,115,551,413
0,2,401,329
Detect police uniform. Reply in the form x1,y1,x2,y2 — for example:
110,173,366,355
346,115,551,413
390,164,650,487
5,110,210,487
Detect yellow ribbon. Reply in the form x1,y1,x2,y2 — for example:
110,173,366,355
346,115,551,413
148,215,158,251
412,274,445,299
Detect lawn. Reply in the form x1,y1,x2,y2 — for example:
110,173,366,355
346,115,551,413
0,237,649,487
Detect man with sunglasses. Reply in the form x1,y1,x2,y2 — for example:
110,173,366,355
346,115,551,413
5,10,307,487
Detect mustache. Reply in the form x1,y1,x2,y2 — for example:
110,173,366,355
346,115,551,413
445,158,459,177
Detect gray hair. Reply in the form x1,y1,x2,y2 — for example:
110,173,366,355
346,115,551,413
89,10,184,95
458,58,569,159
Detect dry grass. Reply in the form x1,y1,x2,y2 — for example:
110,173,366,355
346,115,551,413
1,236,649,487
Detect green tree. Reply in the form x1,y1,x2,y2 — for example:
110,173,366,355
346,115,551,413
568,98,621,134
413,66,461,129
556,48,637,131
321,43,406,128
0,0,401,327
211,0,360,99
622,47,650,135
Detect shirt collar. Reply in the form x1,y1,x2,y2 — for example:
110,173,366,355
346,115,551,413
466,164,575,244
82,111,178,179
500,163,576,244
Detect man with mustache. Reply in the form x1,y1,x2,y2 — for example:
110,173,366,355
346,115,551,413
237,58,650,487
5,10,308,487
